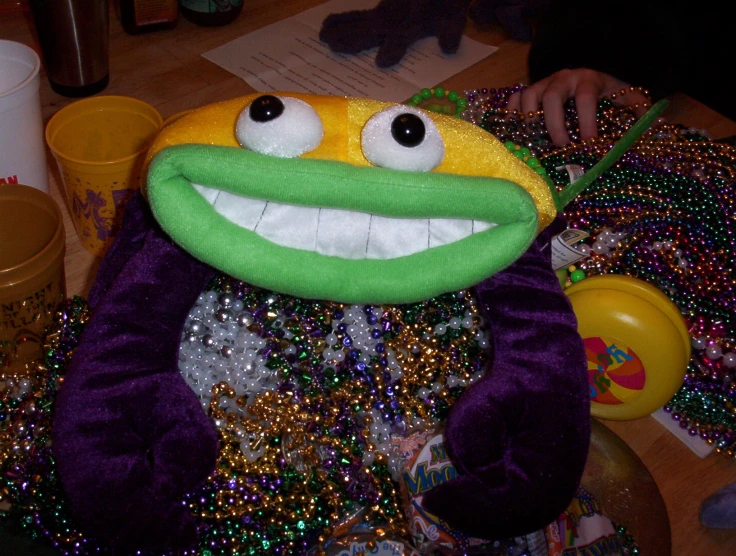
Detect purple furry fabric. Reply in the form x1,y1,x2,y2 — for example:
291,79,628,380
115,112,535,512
320,0,470,68
319,0,549,66
52,194,588,549
52,193,218,551
423,215,590,537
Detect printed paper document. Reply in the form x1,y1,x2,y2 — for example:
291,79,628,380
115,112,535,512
203,0,498,103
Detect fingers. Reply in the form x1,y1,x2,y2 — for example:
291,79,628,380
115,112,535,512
611,88,651,118
506,90,521,112
538,75,573,146
506,78,553,139
520,81,545,117
574,79,602,141
507,69,652,146
597,73,652,118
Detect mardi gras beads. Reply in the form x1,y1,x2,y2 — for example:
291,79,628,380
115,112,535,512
407,87,468,117
464,87,735,457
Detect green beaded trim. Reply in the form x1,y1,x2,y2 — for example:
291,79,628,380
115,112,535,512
502,141,560,209
407,87,468,117
502,141,548,176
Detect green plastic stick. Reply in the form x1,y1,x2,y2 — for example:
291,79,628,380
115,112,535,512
557,98,669,208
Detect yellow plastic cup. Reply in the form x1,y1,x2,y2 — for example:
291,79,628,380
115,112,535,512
1,183,66,377
46,96,163,256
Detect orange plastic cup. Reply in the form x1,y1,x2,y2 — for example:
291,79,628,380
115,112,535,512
46,96,162,256
0,183,66,377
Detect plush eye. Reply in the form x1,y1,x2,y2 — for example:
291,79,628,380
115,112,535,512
361,105,444,172
236,95,324,158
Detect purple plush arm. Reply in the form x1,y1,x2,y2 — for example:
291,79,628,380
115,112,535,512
52,195,218,551
423,215,590,538
86,191,157,309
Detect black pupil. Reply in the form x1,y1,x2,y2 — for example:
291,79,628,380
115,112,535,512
249,95,285,122
391,113,425,147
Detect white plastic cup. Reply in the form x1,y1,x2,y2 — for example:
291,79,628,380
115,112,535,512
0,39,49,193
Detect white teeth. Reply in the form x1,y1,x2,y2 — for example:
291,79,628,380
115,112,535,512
367,215,429,259
212,190,266,230
195,183,497,260
315,208,372,259
473,221,494,233
429,219,474,248
193,183,221,204
254,202,319,251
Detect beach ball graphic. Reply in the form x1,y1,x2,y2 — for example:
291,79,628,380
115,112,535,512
585,336,646,405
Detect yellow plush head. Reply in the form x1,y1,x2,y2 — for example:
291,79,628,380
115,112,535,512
145,92,559,303
149,92,557,228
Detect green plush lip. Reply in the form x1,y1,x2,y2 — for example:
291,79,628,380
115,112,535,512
147,144,539,304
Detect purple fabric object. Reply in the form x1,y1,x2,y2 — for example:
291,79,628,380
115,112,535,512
423,215,590,538
87,190,158,308
52,193,588,549
319,0,470,68
52,192,218,551
700,482,736,529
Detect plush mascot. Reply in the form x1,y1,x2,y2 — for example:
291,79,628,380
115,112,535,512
51,93,664,553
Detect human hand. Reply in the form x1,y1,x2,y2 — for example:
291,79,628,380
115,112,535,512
507,68,651,146
319,0,469,68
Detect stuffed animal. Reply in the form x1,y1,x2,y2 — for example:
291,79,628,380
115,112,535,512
319,0,550,67
50,93,663,553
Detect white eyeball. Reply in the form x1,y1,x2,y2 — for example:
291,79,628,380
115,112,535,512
236,95,324,158
361,105,445,172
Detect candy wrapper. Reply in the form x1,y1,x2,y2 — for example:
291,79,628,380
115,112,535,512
395,427,546,555
307,499,420,556
393,424,627,555
543,486,625,556
319,530,422,556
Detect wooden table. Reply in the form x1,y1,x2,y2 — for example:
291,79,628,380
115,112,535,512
2,2,736,554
